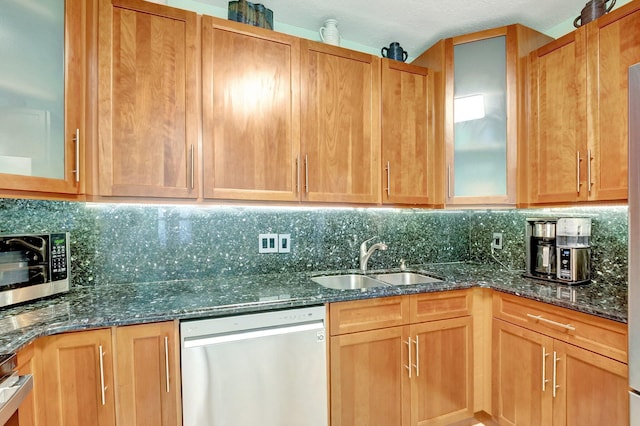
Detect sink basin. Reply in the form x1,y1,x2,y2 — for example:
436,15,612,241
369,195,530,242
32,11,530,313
372,272,442,286
311,274,387,290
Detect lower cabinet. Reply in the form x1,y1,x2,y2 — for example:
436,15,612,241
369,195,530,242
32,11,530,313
30,321,180,426
492,293,628,426
329,290,474,426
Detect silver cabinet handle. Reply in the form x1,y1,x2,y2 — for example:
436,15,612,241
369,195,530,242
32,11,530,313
553,351,560,398
587,149,593,193
405,338,412,378
98,345,106,406
304,155,309,193
414,335,420,377
296,155,300,194
576,151,582,194
447,164,453,198
73,128,80,183
526,314,576,331
385,161,391,197
164,336,170,393
542,347,549,392
190,144,195,190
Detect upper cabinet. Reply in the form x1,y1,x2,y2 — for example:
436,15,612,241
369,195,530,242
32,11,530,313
201,16,300,202
381,59,442,206
0,0,88,197
414,25,552,206
96,0,199,199
526,1,640,205
300,41,381,204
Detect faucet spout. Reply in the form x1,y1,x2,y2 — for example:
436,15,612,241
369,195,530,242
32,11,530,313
359,237,388,272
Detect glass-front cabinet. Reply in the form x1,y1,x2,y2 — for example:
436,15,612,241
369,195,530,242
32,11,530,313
0,0,87,196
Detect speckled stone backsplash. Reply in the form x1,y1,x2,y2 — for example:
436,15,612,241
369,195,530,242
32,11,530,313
0,199,628,287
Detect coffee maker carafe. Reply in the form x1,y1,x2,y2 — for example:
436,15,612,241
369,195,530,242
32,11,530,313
526,219,558,280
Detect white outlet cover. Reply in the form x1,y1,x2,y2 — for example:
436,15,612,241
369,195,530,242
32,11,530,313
258,233,278,253
278,234,291,253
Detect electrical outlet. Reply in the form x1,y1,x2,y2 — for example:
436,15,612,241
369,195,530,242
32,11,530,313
258,234,278,253
492,232,503,250
278,234,291,253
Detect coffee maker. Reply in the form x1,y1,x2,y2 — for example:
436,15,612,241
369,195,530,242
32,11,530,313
525,217,591,284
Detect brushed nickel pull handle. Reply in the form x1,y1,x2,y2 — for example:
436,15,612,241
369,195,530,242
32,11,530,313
190,145,195,190
527,314,576,331
385,161,391,197
405,338,412,378
553,351,560,398
296,155,300,194
414,335,420,377
542,346,550,391
99,345,106,405
164,336,170,393
73,128,80,183
587,149,593,194
305,155,309,193
576,151,582,194
447,164,453,198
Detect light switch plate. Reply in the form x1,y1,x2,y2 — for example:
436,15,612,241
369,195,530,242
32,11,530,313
258,234,278,253
278,234,291,253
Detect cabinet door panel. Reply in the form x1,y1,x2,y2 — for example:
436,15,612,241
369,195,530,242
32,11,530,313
553,340,628,426
492,319,553,426
381,60,434,205
587,8,640,201
38,329,115,426
98,0,198,198
301,42,380,203
115,322,181,426
202,18,300,201
529,30,587,204
411,316,473,426
330,326,410,426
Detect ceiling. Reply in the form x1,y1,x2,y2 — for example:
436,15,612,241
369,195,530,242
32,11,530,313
188,0,604,57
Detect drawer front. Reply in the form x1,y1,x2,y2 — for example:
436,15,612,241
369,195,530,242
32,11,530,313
493,292,627,363
329,296,409,335
410,289,473,323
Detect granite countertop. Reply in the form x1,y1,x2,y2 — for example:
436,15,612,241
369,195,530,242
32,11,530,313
0,262,627,354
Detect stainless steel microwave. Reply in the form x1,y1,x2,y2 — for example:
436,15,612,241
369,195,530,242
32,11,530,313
0,233,70,308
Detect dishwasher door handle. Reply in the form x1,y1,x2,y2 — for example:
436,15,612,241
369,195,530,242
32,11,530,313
183,321,325,348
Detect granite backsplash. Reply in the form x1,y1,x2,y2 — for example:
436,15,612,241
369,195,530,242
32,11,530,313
0,199,628,288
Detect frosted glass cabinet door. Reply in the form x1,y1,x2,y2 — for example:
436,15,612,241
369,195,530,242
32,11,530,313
452,36,507,199
0,1,65,179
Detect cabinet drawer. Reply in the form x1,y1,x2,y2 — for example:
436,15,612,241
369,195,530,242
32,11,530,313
493,292,627,363
329,296,409,336
410,289,473,323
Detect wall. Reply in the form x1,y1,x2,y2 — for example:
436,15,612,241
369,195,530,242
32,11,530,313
0,199,627,288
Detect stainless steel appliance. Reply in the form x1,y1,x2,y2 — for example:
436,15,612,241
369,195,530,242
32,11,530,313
628,62,640,425
0,232,70,308
180,306,328,426
0,353,33,425
525,218,591,284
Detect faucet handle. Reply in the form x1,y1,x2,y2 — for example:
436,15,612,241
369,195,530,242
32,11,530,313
400,259,406,271
360,236,378,250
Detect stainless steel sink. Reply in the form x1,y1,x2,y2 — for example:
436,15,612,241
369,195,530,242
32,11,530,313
311,274,387,290
372,272,442,285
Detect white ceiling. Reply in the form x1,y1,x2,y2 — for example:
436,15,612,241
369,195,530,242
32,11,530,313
186,0,607,57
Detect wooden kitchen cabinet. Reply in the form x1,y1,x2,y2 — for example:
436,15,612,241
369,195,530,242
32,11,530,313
201,16,301,202
492,293,628,425
13,343,38,426
114,322,181,426
329,290,474,426
381,59,442,206
413,25,552,206
96,0,198,199
300,40,381,204
31,321,180,426
37,328,116,426
0,0,89,198
527,0,640,205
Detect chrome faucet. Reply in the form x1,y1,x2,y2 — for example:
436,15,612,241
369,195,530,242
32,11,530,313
359,236,388,272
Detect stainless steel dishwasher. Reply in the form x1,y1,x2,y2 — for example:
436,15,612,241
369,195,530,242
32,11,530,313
180,306,328,426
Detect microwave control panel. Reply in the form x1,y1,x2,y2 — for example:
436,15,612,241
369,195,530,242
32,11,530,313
50,233,68,281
